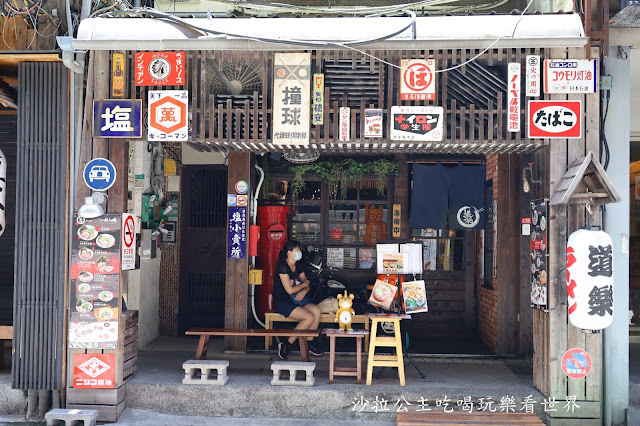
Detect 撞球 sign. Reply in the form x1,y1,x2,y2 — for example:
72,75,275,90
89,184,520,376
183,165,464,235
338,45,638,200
135,51,185,86
148,90,188,142
528,100,582,139
400,59,436,101
390,106,443,142
93,99,142,139
544,59,597,94
272,52,311,145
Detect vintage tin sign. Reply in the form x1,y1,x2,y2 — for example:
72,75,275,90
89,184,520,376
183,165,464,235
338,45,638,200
93,99,142,139
312,73,324,126
148,90,188,142
111,53,126,98
73,353,116,388
400,59,436,101
561,348,592,379
507,63,520,133
364,109,383,138
228,207,247,259
544,59,597,93
339,107,350,141
390,106,443,142
122,213,136,271
272,52,311,145
528,100,582,139
525,55,540,97
135,51,185,86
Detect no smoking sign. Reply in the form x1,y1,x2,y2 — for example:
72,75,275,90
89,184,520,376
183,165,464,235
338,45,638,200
400,59,436,101
122,213,137,270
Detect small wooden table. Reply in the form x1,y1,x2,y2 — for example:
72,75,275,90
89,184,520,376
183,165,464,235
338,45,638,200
323,329,369,385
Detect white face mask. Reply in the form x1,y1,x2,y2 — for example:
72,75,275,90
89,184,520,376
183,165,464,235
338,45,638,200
294,250,302,261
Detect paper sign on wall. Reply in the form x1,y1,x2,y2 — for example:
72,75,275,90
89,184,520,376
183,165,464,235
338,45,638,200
507,63,521,133
273,53,311,145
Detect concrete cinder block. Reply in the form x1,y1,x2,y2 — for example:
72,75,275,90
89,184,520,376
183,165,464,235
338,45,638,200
271,361,315,387
182,360,229,385
45,408,99,426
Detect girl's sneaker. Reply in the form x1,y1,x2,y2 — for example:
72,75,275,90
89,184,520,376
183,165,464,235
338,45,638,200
278,341,292,360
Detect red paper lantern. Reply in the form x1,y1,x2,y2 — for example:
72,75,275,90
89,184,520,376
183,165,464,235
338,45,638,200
330,227,344,242
567,229,614,330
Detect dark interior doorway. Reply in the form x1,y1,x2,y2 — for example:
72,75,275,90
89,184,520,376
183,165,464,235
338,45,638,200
178,166,228,334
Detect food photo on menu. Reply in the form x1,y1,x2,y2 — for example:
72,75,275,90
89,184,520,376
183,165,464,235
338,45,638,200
368,279,398,310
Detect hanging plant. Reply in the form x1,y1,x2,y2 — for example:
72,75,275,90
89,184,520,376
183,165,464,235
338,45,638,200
289,159,399,202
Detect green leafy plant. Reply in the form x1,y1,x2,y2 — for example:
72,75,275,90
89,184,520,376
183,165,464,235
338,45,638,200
289,159,399,202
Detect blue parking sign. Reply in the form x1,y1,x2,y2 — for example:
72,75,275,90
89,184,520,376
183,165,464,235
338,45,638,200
93,99,143,139
83,158,116,191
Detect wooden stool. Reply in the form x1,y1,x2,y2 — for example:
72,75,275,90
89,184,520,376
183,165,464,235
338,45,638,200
323,329,369,384
365,313,410,387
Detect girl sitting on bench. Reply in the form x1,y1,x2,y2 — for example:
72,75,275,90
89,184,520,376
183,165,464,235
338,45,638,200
274,240,323,360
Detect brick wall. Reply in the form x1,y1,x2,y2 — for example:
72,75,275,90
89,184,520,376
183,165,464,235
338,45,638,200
478,153,498,351
159,143,183,336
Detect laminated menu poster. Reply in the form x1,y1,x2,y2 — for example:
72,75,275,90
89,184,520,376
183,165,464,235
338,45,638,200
368,279,398,310
402,280,428,314
69,214,121,349
381,253,407,274
530,199,548,311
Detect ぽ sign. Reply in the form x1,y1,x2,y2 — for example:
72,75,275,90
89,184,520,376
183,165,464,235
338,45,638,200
561,348,592,379
528,100,581,139
400,59,436,101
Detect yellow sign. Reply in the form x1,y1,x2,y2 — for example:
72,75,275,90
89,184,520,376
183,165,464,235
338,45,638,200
111,53,125,99
249,269,263,285
392,204,401,237
164,159,177,176
312,73,324,125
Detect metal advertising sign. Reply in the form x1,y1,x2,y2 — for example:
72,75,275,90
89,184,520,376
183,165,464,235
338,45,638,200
312,73,324,126
507,63,520,133
272,52,311,145
339,107,350,141
531,199,548,311
525,55,540,97
111,53,126,98
400,59,436,101
228,207,247,259
561,348,592,379
93,99,143,139
135,51,185,86
528,100,582,139
0,148,5,237
148,90,188,142
390,106,443,142
73,353,116,389
364,109,383,138
69,214,121,349
83,158,116,192
544,59,597,93
122,213,136,271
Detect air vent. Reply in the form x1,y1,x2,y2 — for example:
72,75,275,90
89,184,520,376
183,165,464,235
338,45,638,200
324,59,382,108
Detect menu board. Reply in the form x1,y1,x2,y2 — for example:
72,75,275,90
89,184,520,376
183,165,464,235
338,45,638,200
69,214,121,349
530,199,548,311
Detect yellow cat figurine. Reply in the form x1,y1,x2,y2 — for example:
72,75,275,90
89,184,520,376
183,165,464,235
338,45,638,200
335,291,355,331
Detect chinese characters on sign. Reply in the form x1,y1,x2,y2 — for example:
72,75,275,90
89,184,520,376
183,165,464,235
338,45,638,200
525,55,540,97
528,100,581,139
507,63,520,132
339,107,350,141
148,90,188,142
69,214,121,349
530,199,548,311
392,204,401,237
544,59,597,93
400,59,436,101
561,348,592,379
273,53,311,145
135,51,185,86
312,73,324,126
122,213,136,271
228,207,247,259
390,106,443,142
364,109,383,138
566,229,614,330
93,99,142,139
73,353,116,389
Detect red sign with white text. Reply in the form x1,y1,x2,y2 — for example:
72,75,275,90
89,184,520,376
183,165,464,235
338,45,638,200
73,353,116,388
528,100,582,139
135,52,185,86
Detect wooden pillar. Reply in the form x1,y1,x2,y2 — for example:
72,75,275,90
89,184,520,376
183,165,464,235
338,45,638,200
224,152,250,351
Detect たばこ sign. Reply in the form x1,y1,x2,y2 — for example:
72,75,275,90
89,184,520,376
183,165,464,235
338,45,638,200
528,100,581,139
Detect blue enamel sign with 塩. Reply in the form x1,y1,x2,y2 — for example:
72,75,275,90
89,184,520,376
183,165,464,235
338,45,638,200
83,158,117,191
93,99,143,139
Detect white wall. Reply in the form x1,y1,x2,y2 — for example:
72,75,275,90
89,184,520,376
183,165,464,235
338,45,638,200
631,49,640,137
124,252,161,348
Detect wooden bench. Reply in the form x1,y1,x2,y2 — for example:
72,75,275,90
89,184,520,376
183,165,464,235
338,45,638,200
0,325,12,370
185,328,320,362
264,312,369,350
396,410,545,425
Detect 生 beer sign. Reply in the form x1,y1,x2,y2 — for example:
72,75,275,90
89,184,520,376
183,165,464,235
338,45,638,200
528,100,582,139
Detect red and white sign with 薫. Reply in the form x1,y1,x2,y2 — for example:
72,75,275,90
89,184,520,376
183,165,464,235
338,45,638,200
507,63,520,133
339,107,350,141
544,59,597,94
528,100,582,139
74,353,116,388
148,90,188,142
525,55,540,97
135,52,185,86
400,59,436,101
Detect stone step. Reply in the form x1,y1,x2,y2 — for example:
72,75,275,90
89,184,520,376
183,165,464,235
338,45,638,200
271,361,315,387
45,408,99,426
